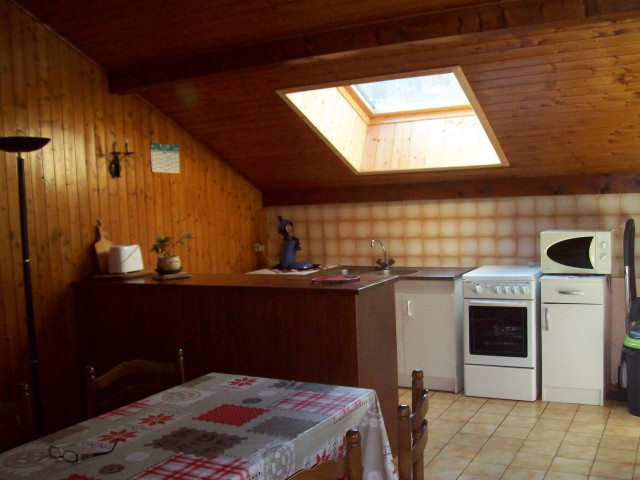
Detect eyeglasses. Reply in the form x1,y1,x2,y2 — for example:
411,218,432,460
49,439,118,462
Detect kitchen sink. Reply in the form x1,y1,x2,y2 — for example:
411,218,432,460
322,266,378,276
369,267,418,275
319,265,418,276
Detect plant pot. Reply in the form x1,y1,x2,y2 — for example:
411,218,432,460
156,255,182,275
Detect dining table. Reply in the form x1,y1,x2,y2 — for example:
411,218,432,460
0,372,397,480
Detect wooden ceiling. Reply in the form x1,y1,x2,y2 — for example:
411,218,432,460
15,0,640,205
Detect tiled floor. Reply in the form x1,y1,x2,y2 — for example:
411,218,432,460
398,388,640,480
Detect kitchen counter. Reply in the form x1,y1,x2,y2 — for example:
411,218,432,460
73,272,399,453
398,267,473,280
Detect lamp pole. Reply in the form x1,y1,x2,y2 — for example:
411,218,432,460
0,136,50,435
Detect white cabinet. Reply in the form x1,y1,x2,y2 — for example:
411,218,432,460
395,279,463,392
541,275,611,405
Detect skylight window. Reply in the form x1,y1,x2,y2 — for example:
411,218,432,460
353,73,470,115
278,67,507,175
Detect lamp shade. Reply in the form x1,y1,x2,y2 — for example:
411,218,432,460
0,136,50,153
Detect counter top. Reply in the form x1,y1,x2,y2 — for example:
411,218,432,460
76,272,396,294
401,267,474,280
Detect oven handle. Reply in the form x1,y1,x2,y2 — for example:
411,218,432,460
465,299,532,308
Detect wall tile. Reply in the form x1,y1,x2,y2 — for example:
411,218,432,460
422,201,440,218
404,201,423,218
372,220,389,237
371,204,387,219
354,221,372,239
405,219,423,238
577,195,598,215
556,195,577,215
266,193,638,277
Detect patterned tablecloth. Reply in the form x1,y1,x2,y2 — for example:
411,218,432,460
0,372,397,480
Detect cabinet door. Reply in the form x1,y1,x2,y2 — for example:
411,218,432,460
398,292,455,379
541,302,603,389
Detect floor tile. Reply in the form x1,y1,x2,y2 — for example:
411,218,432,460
398,387,640,480
594,447,637,464
549,456,593,475
556,443,597,461
511,451,554,470
461,459,507,479
589,461,634,480
501,465,546,479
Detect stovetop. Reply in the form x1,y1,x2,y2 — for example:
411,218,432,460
462,264,542,281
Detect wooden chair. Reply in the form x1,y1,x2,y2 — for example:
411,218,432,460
397,370,429,480
84,347,185,418
287,429,362,480
0,383,36,452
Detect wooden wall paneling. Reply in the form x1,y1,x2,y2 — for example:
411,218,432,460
149,109,165,245
114,93,131,245
361,124,378,171
0,2,23,400
68,42,93,278
1,1,265,432
59,42,84,277
80,56,100,254
91,56,110,234
121,95,140,252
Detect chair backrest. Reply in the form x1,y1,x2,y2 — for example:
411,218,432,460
397,370,429,480
84,347,185,418
0,383,36,452
286,429,362,480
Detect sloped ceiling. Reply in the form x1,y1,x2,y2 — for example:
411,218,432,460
15,0,640,205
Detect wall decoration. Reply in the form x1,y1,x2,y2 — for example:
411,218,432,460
151,143,180,173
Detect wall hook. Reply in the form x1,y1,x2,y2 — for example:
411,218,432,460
108,141,134,178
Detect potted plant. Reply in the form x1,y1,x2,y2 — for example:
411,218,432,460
151,232,194,274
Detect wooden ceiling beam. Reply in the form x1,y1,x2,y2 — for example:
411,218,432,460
109,0,640,93
261,173,640,206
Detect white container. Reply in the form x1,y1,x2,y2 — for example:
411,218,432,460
108,245,144,274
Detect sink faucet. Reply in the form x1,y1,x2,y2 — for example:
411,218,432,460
371,239,395,270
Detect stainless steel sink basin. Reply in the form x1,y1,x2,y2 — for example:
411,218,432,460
369,267,418,275
319,266,418,276
322,266,377,276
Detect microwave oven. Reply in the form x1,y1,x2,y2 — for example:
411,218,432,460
540,230,613,274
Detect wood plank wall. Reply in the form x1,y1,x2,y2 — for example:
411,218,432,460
0,1,265,434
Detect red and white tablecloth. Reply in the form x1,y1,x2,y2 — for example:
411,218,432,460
0,372,397,480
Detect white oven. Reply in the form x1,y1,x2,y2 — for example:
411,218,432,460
462,265,541,401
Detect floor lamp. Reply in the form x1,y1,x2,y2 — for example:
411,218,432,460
0,136,50,435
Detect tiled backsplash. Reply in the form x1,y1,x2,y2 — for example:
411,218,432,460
267,193,640,278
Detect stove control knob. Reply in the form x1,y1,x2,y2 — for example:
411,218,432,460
600,241,608,250
503,286,510,294
494,286,501,294
511,286,519,294
473,285,482,294
600,253,608,261
521,286,530,295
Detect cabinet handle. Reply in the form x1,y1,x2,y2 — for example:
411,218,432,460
558,290,584,295
544,307,549,331
407,299,412,317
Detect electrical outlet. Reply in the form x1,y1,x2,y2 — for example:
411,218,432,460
254,243,265,253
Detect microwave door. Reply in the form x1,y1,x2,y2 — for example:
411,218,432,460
547,236,594,269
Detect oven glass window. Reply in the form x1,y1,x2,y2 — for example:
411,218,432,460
468,305,527,357
547,236,593,269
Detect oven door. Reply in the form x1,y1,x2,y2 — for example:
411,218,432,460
464,298,537,368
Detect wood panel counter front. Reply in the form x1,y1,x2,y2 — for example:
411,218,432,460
73,273,399,452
